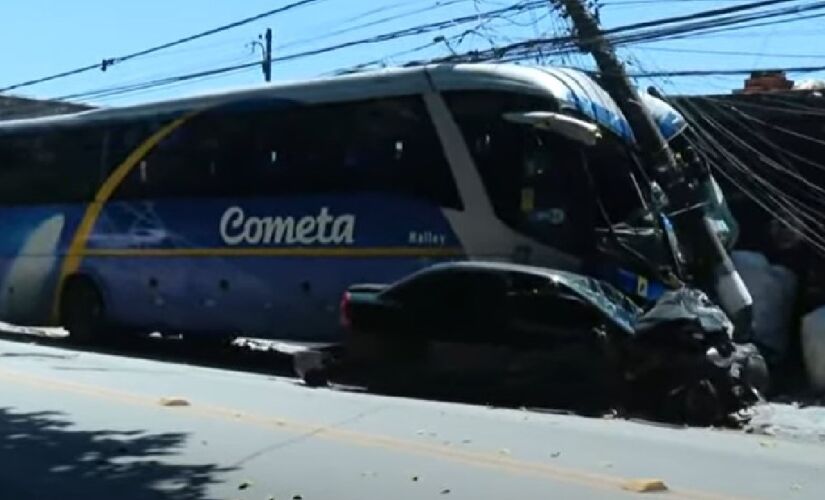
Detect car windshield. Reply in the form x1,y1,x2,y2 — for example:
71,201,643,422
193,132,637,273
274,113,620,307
558,273,643,333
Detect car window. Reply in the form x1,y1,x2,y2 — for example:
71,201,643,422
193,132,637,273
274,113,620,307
386,269,510,340
505,273,604,334
412,269,502,301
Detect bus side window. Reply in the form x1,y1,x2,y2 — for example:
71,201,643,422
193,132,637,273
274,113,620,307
111,116,223,200
108,120,162,199
109,97,462,208
0,126,104,205
228,96,463,209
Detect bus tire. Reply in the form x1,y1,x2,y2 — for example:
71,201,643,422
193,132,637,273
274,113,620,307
60,277,105,344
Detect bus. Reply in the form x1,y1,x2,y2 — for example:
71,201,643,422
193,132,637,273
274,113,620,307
0,63,734,343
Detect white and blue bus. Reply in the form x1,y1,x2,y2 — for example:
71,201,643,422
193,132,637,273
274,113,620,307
0,63,731,342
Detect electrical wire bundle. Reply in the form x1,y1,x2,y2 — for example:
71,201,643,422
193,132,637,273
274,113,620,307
2,0,823,107
402,0,825,70
0,0,548,105
671,95,825,257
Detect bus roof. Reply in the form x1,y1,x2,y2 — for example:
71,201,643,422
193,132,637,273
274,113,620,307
0,63,685,142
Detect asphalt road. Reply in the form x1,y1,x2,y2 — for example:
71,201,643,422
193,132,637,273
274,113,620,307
0,337,824,500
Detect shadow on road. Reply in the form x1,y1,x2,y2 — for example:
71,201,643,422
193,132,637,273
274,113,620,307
0,407,232,500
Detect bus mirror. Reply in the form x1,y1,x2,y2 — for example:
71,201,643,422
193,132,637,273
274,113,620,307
503,111,601,146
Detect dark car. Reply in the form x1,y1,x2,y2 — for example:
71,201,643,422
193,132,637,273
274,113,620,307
337,262,645,407
297,261,763,424
341,261,639,349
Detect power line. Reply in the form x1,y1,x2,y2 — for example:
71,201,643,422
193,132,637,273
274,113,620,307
675,98,825,255
604,0,768,6
635,9,825,45
598,0,803,36
5,0,822,107
278,0,469,52
54,1,546,102
591,0,825,48
637,46,825,59
267,1,545,65
0,0,327,93
410,1,825,67
626,65,825,77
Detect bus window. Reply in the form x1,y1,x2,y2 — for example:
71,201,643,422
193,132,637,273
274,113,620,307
110,115,224,200
243,96,462,208
0,126,105,204
111,96,461,209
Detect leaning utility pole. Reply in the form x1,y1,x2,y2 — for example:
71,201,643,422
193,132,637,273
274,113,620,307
552,0,753,336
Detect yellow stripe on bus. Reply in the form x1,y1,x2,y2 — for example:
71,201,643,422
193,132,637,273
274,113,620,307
52,113,196,322
81,247,466,258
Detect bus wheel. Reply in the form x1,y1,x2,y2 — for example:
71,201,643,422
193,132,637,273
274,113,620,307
60,277,105,344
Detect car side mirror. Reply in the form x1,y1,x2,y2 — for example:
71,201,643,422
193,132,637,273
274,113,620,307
503,111,602,146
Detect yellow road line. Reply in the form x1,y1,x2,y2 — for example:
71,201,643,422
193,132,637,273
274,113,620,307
81,246,465,258
0,367,749,500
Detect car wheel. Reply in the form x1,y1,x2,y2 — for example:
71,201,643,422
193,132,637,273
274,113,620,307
60,277,105,344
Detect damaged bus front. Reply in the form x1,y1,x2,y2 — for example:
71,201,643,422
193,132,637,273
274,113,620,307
432,65,743,315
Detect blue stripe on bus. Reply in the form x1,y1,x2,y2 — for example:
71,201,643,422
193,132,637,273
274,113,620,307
76,194,463,339
88,194,461,250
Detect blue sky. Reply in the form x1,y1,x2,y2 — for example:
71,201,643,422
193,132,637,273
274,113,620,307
1,0,823,106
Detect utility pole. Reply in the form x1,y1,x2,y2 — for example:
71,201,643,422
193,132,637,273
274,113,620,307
251,28,273,82
551,0,753,336
263,28,273,82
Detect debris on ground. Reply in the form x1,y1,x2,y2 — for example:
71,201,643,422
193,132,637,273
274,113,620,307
621,479,668,493
744,403,825,442
158,397,190,407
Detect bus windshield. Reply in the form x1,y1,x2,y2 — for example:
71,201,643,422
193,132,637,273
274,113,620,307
445,90,648,258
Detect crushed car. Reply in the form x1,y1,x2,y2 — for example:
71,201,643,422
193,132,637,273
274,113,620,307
294,261,767,425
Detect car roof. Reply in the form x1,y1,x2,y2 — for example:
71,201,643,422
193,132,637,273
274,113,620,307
389,260,640,333
421,260,579,281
